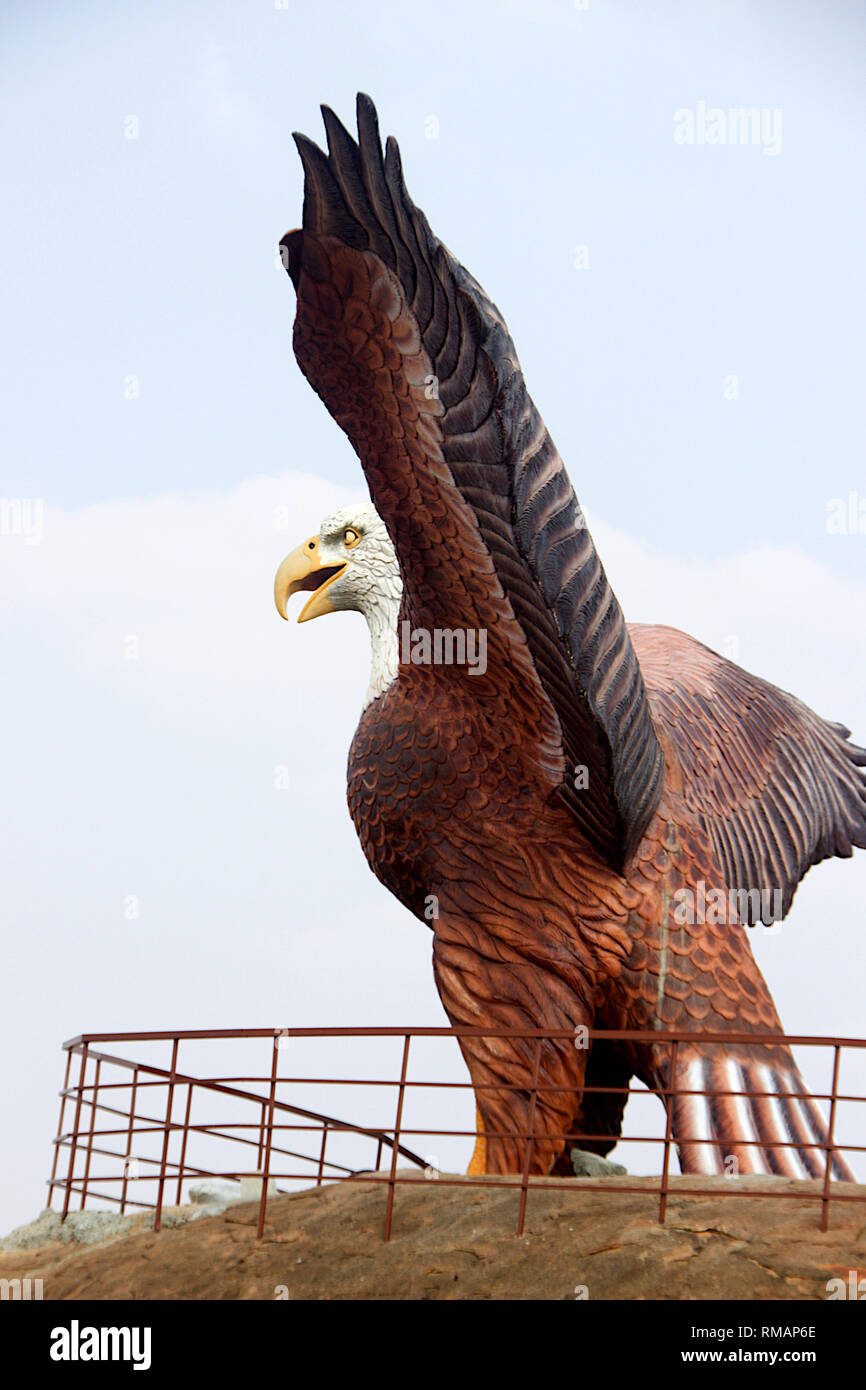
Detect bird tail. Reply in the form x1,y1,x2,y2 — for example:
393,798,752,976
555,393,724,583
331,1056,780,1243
670,1048,855,1181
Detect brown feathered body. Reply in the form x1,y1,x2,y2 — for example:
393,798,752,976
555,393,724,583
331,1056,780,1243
347,627,855,1178
281,97,865,1178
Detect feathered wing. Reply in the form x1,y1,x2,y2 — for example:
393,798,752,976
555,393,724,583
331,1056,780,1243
281,94,663,870
632,624,866,922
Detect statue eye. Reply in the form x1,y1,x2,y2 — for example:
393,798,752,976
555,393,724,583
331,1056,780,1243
343,527,361,549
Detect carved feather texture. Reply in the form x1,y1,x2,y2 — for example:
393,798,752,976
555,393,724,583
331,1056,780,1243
634,624,866,922
280,97,865,1179
282,93,664,871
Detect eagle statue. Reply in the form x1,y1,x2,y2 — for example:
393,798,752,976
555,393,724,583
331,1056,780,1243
273,95,865,1181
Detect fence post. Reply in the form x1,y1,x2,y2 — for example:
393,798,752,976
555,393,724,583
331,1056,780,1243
316,1123,329,1186
383,1034,411,1242
48,1048,73,1212
175,1083,194,1206
256,1099,267,1173
154,1038,179,1233
256,1036,280,1240
79,1058,102,1210
120,1066,140,1214
62,1045,89,1221
820,1045,842,1233
516,1038,543,1237
658,1038,679,1224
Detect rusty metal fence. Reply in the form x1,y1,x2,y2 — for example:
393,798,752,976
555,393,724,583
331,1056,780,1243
48,1027,865,1241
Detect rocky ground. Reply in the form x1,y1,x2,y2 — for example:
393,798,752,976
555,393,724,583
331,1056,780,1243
1,1173,864,1300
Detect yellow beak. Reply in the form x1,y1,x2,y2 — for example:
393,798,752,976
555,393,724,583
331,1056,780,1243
273,535,348,623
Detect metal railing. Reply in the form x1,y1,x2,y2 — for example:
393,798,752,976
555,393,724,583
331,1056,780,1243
47,1027,866,1241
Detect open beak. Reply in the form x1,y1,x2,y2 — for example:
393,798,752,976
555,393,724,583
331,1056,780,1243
273,535,347,623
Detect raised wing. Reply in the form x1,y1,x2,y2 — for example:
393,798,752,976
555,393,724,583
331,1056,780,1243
632,624,866,923
280,94,664,871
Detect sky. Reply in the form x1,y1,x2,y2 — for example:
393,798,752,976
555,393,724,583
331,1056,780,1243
1,0,865,1236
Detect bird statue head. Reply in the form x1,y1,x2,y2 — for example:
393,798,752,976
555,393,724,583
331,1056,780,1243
274,500,401,626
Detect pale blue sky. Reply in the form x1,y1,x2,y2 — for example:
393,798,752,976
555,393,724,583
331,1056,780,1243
3,0,865,571
1,2,865,1235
